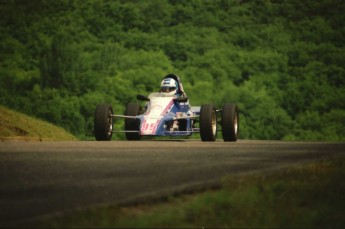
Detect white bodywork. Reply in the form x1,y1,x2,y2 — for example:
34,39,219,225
140,93,174,135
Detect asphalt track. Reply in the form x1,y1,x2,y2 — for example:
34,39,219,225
0,140,344,226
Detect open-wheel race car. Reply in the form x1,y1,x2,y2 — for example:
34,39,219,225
94,74,239,142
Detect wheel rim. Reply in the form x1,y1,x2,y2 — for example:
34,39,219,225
107,110,113,136
212,110,217,136
234,112,238,135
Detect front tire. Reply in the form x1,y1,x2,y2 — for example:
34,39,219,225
221,103,239,142
94,104,113,141
125,103,142,140
200,104,217,142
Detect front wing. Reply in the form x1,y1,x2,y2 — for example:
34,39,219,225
111,113,200,136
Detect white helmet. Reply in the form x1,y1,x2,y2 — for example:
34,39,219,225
160,78,179,96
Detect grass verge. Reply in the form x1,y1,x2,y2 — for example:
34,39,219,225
38,156,345,228
0,105,76,141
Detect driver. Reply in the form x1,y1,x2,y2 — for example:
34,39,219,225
160,78,181,96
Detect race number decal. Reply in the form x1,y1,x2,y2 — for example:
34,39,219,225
141,120,159,134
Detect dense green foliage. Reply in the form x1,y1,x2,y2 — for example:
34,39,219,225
0,0,344,140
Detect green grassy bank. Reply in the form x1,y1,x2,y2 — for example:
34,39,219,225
38,156,345,228
0,105,76,141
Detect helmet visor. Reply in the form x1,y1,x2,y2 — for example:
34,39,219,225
161,86,176,93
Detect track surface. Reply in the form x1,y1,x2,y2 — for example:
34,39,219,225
0,140,344,225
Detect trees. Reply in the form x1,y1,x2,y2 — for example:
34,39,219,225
0,0,343,140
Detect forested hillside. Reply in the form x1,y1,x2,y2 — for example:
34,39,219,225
0,0,344,140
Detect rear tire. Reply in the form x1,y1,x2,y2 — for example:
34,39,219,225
125,103,142,140
200,104,217,142
221,103,239,142
94,104,113,141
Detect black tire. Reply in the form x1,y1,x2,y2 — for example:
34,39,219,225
94,104,113,141
221,103,239,142
200,104,217,142
125,102,142,140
